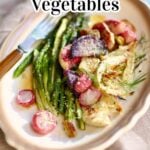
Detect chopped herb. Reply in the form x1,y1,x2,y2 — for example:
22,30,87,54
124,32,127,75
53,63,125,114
122,74,147,90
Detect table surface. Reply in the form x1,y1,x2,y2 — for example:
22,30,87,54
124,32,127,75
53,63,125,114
0,0,150,150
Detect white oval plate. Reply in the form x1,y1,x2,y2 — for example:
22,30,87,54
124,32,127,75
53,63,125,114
0,0,150,150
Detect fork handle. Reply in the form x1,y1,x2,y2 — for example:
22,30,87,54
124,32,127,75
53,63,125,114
0,49,23,79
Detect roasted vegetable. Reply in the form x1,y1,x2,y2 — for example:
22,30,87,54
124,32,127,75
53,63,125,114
13,52,33,78
93,22,115,50
82,94,122,127
71,35,105,57
96,43,144,97
105,20,137,44
59,44,81,70
65,89,76,121
63,120,77,138
13,39,48,78
16,89,36,107
31,110,57,135
74,74,92,93
33,40,54,111
79,57,100,74
79,87,102,106
13,14,146,139
75,101,86,130
65,70,79,89
49,17,71,95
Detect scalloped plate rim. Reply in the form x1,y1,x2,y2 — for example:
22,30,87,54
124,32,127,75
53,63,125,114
0,1,150,150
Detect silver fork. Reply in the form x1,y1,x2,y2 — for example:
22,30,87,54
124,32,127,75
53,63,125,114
0,14,61,79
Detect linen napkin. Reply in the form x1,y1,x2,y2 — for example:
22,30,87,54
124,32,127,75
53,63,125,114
0,0,32,45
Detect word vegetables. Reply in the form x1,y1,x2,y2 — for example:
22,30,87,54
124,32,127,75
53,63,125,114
31,0,120,16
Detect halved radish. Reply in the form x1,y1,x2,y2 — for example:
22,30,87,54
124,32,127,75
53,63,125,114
105,20,127,35
120,28,137,44
105,19,137,44
59,44,81,70
79,87,102,106
74,74,92,93
16,89,36,107
31,110,57,135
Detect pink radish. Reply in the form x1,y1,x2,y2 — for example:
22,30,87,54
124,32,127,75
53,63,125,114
79,87,102,106
74,74,92,93
31,110,57,135
16,90,36,107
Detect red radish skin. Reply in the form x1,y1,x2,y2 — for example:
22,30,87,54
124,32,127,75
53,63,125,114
31,111,57,135
59,44,81,70
105,20,127,35
120,28,137,44
105,20,137,43
74,74,92,93
16,90,36,107
79,87,102,106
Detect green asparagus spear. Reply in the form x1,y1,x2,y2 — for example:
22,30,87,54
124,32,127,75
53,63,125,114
42,53,50,96
49,17,71,94
32,14,71,113
60,13,85,49
59,88,66,114
33,41,55,111
65,89,76,121
58,77,67,114
69,13,85,42
52,77,61,109
51,18,71,61
32,78,44,110
32,49,45,110
75,101,86,130
13,52,33,78
13,40,46,78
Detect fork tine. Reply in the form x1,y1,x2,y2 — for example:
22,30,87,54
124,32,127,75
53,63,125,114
32,15,63,39
42,23,55,35
37,15,50,28
39,16,52,29
42,18,56,31
41,16,62,31
38,15,57,30
41,18,57,30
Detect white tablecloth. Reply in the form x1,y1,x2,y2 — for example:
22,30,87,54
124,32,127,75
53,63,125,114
0,0,149,150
